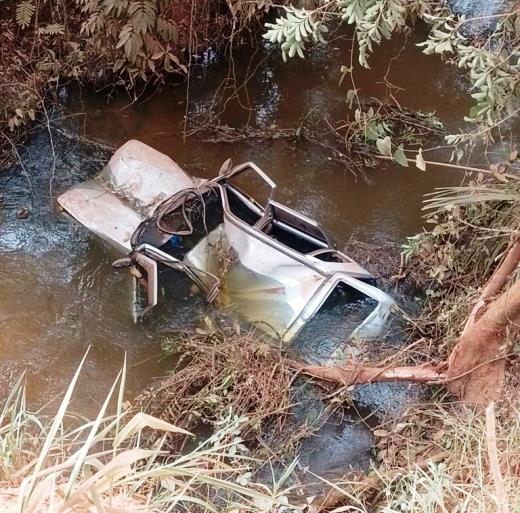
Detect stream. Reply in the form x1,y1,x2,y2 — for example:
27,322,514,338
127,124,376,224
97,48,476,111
0,24,512,477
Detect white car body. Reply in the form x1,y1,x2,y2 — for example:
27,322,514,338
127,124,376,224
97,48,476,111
58,140,395,342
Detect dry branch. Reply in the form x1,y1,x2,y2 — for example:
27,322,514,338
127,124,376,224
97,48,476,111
295,362,445,385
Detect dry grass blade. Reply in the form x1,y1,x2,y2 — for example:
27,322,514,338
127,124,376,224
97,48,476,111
63,448,157,509
64,369,122,499
485,402,510,513
20,348,91,511
114,413,192,449
423,185,520,213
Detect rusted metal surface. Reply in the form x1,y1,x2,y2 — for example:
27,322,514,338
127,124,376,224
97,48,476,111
58,140,396,342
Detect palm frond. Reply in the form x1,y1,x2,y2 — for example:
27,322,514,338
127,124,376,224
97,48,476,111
423,185,520,213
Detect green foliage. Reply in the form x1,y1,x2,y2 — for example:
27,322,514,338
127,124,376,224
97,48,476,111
38,23,65,35
264,1,520,147
267,1,430,67
404,176,520,343
263,6,328,61
229,0,274,23
342,101,443,168
420,10,520,135
15,1,35,29
415,147,426,171
80,0,187,79
340,0,411,68
393,145,408,166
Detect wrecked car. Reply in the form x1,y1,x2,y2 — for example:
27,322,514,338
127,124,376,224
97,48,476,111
58,140,395,342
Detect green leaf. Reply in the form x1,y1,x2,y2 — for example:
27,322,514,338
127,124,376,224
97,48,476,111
393,146,409,167
415,148,426,171
339,64,352,86
365,125,380,141
376,136,392,156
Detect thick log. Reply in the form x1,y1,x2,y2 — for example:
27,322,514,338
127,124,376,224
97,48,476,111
462,237,520,336
447,278,520,402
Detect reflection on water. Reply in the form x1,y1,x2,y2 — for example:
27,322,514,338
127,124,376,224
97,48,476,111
0,27,478,414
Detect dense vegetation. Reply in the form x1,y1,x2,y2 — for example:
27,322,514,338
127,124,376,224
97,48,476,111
266,1,520,157
2,0,519,165
0,0,277,163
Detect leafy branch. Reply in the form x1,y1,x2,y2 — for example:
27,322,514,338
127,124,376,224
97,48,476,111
264,1,520,148
263,6,329,61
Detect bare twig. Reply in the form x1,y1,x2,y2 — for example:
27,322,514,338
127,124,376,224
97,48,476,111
373,154,520,180
1,134,34,199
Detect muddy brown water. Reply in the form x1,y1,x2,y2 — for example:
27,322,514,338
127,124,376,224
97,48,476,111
0,26,513,471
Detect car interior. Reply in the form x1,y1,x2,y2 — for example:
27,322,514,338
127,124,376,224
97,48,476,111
131,164,337,260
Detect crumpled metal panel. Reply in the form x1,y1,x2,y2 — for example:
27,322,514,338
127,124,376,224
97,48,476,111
57,180,143,253
99,139,200,217
58,140,198,251
186,217,394,342
185,223,324,338
222,218,324,331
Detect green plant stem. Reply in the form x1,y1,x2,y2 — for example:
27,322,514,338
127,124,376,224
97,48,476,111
374,154,520,180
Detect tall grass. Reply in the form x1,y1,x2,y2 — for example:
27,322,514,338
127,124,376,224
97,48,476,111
373,401,520,513
2,350,518,512
0,353,302,513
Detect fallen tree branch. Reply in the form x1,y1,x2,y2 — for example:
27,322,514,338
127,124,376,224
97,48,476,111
295,362,445,385
287,354,514,389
